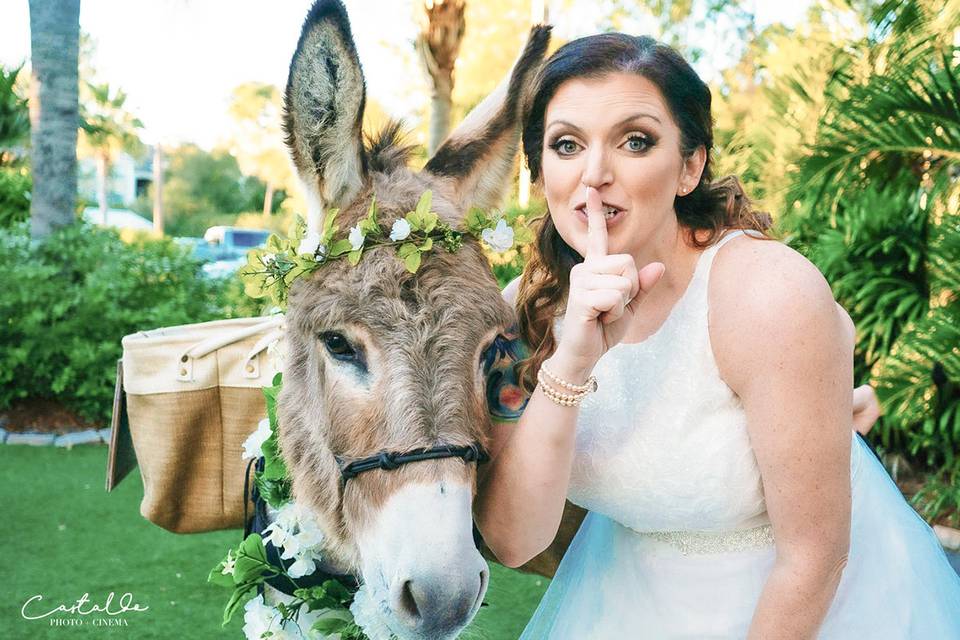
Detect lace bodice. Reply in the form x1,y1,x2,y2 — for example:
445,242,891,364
564,230,770,533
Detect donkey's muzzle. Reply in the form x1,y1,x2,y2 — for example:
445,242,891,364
390,564,490,639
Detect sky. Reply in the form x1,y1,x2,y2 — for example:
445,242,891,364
0,0,812,150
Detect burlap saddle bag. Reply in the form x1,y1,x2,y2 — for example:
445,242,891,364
106,316,283,533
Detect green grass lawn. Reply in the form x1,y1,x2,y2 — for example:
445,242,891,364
1,445,547,639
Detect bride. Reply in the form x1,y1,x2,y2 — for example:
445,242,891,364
473,32,960,638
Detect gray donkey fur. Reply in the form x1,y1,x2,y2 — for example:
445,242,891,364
275,0,575,600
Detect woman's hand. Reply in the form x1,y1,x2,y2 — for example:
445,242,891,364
553,186,664,376
852,384,881,435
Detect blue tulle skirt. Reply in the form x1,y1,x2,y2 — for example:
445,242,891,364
521,436,960,639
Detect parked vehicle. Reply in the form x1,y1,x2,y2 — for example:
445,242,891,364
197,226,271,262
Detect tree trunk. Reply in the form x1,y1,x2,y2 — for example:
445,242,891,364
428,76,453,156
262,180,275,220
417,0,465,156
152,143,163,235
96,151,109,224
28,0,80,239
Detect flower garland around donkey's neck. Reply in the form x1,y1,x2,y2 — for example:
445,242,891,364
240,190,537,308
209,373,393,640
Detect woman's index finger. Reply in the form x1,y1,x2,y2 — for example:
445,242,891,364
585,186,608,259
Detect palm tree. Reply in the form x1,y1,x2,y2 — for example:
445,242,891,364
27,0,81,239
417,0,466,155
226,82,291,221
0,65,30,167
79,81,143,225
784,0,960,523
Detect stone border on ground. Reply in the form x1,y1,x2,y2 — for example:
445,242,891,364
1,426,109,447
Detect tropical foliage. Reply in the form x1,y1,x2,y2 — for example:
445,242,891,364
715,0,960,523
78,81,145,218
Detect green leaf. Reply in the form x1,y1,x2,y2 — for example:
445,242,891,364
330,239,354,256
207,552,236,588
421,211,438,234
464,208,488,235
415,190,433,218
321,579,354,604
405,211,423,232
348,249,363,266
322,209,340,238
403,252,422,273
255,473,291,509
222,584,256,626
419,237,433,252
398,242,419,259
233,534,272,584
364,196,380,235
311,611,354,635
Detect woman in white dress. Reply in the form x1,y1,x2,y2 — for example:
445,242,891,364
473,33,960,638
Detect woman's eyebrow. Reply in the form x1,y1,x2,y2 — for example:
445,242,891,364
614,112,662,126
545,112,663,133
545,119,584,133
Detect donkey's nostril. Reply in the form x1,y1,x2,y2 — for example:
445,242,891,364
475,567,490,610
396,580,422,624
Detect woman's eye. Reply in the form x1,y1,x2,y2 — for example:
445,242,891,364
624,135,650,152
550,138,580,156
319,332,357,360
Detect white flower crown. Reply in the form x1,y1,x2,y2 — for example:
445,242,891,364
240,190,538,308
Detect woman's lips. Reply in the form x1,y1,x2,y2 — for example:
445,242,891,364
574,206,626,228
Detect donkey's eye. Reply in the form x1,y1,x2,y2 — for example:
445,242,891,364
319,332,357,361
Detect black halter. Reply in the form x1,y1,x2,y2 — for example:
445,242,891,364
242,445,490,598
335,443,490,483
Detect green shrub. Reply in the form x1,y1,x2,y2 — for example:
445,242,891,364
0,167,30,228
0,221,234,423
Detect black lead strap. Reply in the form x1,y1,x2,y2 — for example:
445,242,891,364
336,443,490,483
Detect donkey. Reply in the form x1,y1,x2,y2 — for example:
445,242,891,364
268,2,583,638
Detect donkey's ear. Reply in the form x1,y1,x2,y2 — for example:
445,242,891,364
423,25,551,213
284,0,367,230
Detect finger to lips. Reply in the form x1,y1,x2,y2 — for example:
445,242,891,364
585,186,609,261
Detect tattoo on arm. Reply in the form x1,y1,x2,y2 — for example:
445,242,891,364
482,324,531,423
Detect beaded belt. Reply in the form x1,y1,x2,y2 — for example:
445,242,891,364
637,524,775,556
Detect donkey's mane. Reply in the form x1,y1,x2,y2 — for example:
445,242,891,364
364,119,417,173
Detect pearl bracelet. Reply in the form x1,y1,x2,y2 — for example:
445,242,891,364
540,361,598,394
536,364,597,408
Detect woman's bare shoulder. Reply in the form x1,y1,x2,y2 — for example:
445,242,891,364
706,233,848,392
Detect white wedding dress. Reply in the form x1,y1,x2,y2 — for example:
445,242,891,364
520,230,960,639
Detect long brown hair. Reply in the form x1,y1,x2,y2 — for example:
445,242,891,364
515,34,772,393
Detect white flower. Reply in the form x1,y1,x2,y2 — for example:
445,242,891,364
220,549,236,576
286,554,316,579
389,219,411,242
242,418,272,461
481,219,514,253
262,253,276,266
263,502,327,579
348,225,365,251
297,230,322,256
243,594,301,640
349,585,395,640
